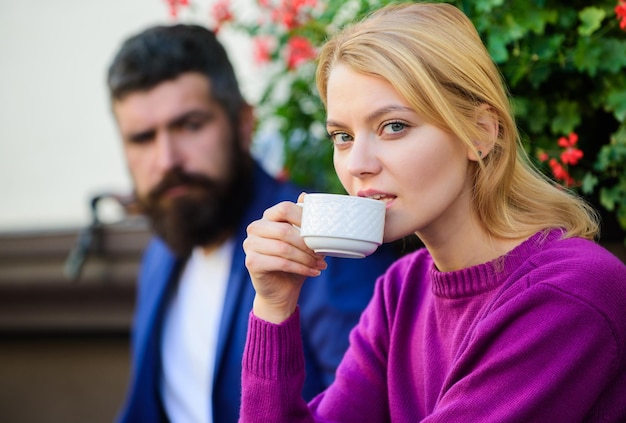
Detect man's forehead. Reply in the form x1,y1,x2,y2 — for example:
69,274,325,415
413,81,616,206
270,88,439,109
112,75,218,129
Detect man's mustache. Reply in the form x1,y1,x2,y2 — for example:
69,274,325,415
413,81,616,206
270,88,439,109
148,168,216,203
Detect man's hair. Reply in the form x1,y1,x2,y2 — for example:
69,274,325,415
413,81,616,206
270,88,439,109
107,24,245,124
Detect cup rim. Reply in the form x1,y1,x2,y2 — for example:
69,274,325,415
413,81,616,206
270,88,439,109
304,193,385,208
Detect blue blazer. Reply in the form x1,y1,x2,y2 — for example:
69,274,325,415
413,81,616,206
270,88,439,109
117,163,398,423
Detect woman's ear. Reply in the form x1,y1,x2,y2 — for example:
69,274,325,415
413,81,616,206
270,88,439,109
468,104,498,161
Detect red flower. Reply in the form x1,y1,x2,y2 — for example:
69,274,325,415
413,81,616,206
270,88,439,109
165,0,189,18
267,0,318,30
253,36,275,65
557,132,578,148
557,132,583,165
287,36,316,69
537,151,549,162
286,36,316,69
560,148,583,166
273,8,298,29
548,158,575,187
616,0,626,30
212,0,233,32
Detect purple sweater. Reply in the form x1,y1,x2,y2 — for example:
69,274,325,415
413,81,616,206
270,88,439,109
240,230,626,422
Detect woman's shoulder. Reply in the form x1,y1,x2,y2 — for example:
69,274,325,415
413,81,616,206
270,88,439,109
508,230,626,323
524,231,626,280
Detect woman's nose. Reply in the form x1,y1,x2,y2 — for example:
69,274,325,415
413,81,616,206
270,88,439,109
346,136,381,177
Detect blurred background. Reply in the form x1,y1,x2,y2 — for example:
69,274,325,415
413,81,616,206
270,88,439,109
0,1,258,422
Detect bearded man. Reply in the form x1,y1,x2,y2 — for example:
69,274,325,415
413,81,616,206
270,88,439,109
108,24,397,423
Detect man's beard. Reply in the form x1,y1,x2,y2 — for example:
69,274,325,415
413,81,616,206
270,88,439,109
137,144,253,258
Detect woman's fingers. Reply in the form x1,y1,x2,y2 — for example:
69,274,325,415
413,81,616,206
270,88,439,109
244,233,325,278
262,200,304,228
244,217,325,277
243,200,327,323
243,200,326,281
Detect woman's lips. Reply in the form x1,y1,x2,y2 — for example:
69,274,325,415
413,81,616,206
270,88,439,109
358,190,396,207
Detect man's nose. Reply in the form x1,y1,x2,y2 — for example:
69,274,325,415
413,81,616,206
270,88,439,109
154,132,181,172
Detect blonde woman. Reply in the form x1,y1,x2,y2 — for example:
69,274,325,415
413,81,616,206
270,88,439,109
241,3,626,421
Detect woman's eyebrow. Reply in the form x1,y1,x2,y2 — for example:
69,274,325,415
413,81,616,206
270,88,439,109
365,105,414,124
326,105,414,129
325,118,344,129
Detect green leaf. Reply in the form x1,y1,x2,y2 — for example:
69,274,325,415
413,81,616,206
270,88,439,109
573,38,602,76
530,34,565,60
550,101,581,134
518,98,549,133
515,8,558,35
596,38,626,74
607,90,626,122
475,0,504,14
581,172,599,195
502,13,526,41
600,186,618,211
578,7,606,36
487,32,509,63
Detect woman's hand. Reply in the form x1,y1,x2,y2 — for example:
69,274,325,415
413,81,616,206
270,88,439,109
243,198,327,324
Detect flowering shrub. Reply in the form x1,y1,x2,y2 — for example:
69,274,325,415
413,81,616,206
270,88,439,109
165,0,190,18
617,0,626,29
163,0,626,241
537,132,585,187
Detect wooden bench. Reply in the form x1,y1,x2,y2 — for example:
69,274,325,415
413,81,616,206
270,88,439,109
0,216,151,333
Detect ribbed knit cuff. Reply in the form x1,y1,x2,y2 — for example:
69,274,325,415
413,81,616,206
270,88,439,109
243,307,305,380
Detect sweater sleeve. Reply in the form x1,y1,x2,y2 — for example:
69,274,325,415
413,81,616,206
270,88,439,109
240,273,395,423
239,308,314,423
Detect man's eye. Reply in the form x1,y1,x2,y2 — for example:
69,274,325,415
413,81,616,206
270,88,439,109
329,132,353,145
128,132,155,145
183,120,203,131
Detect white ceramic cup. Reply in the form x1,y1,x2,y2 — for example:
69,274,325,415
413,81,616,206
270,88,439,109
299,193,386,258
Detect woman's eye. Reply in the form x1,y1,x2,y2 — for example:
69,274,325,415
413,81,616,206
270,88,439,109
382,121,407,135
329,132,353,145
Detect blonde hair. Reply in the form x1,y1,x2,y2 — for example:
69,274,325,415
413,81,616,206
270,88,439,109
316,2,599,240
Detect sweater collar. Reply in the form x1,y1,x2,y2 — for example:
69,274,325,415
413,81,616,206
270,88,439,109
430,229,564,298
